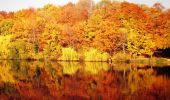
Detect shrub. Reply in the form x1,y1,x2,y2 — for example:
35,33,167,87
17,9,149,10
8,40,34,59
43,41,62,60
0,35,11,59
112,52,130,62
84,48,109,62
59,47,79,61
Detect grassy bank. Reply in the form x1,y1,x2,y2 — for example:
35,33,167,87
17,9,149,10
0,56,169,66
131,57,170,66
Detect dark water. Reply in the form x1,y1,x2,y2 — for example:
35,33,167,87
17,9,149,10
0,61,170,100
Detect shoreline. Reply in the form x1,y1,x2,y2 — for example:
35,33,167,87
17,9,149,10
0,57,169,64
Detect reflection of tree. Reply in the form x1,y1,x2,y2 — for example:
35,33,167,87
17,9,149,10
84,62,109,75
86,71,124,100
0,61,14,83
9,60,35,82
0,83,19,99
2,60,170,99
44,61,62,79
43,62,62,91
128,69,155,94
149,76,170,100
60,62,80,75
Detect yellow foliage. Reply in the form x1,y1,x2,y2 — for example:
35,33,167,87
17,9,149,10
84,62,109,74
0,35,11,59
60,62,80,75
112,52,130,62
0,61,15,83
127,34,155,57
43,41,62,60
128,69,155,94
84,48,109,61
8,40,34,59
59,47,79,61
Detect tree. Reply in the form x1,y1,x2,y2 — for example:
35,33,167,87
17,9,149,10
0,35,11,59
8,40,34,59
0,1,169,61
77,0,94,16
58,3,79,23
38,4,60,22
43,41,62,60
153,2,164,11
0,19,14,36
96,0,112,8
58,22,85,50
127,32,155,57
152,10,170,49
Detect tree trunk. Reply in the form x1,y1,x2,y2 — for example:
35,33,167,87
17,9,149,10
122,43,126,55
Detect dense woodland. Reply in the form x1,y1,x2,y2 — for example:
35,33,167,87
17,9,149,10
0,0,170,61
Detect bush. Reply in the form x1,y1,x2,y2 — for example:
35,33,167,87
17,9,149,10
59,47,79,61
112,52,130,62
0,35,11,59
84,48,109,62
43,41,62,60
8,40,34,59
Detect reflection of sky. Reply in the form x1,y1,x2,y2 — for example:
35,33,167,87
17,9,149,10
0,0,169,12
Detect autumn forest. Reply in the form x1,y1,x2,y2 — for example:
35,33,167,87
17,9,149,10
0,0,170,61
1,0,170,99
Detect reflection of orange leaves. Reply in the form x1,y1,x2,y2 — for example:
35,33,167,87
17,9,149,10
62,77,89,99
100,72,115,85
150,76,170,99
0,94,9,100
131,76,170,100
16,83,46,99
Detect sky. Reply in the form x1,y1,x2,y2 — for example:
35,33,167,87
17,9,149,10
0,0,169,12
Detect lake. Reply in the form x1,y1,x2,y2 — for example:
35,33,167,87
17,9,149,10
0,60,170,100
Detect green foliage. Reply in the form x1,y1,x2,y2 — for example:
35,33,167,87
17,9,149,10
84,48,109,61
59,47,79,61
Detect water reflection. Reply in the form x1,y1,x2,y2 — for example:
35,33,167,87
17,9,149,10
127,69,155,94
0,60,170,99
60,62,80,75
0,61,14,83
84,62,109,75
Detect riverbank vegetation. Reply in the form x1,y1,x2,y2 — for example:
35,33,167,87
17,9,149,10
0,0,170,61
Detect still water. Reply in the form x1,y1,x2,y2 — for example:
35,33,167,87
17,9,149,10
0,60,170,100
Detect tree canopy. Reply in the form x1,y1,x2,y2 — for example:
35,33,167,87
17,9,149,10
0,1,169,60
